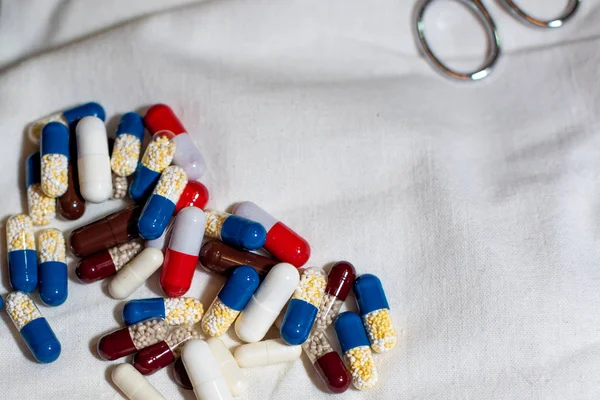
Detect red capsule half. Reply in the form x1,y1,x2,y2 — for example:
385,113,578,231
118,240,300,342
97,327,137,361
75,250,116,283
133,340,175,375
326,261,356,300
160,207,205,297
315,351,351,393
175,181,209,213
173,357,193,390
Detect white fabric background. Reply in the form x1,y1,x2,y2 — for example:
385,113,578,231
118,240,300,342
1,0,599,399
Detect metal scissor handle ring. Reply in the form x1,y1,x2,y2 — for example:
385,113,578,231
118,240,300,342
413,0,501,81
499,0,580,28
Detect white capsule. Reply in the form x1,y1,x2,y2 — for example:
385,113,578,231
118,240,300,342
207,338,248,397
234,263,299,343
112,363,167,400
76,116,112,203
182,339,233,400
234,338,301,368
109,247,163,299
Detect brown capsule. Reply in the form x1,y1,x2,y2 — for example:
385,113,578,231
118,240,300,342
57,129,86,220
199,240,276,277
69,205,141,257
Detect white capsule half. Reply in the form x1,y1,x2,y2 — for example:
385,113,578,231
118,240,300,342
109,247,163,299
234,338,301,368
207,338,248,397
112,363,166,400
234,263,299,343
182,339,233,400
76,116,112,203
169,206,205,255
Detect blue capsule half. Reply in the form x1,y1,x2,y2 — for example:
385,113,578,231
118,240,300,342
21,317,61,363
129,165,161,202
39,261,68,306
334,311,370,353
63,102,105,127
26,152,41,188
280,298,318,345
41,122,70,159
353,274,389,316
122,298,166,325
138,194,176,240
8,250,38,293
218,266,260,311
221,215,266,250
116,112,145,141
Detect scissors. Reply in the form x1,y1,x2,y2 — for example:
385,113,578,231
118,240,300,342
413,0,581,81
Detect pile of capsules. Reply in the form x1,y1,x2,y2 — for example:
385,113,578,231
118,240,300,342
4,102,397,400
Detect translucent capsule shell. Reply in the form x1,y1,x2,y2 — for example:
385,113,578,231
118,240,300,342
97,318,168,360
111,112,144,177
7,214,37,293
133,325,197,375
26,152,56,226
129,131,176,202
302,331,350,393
354,274,397,353
280,267,327,345
6,291,61,363
137,166,188,240
202,266,259,337
37,229,68,306
334,312,378,390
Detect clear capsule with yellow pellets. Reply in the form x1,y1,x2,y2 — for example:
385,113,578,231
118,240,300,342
38,229,68,306
40,122,70,198
111,113,144,177
123,297,204,326
129,131,176,202
6,291,61,363
26,152,56,226
7,214,37,293
334,311,377,390
354,274,397,353
202,266,259,337
280,267,327,345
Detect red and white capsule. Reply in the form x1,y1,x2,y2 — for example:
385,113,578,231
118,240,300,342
232,201,310,268
160,207,205,297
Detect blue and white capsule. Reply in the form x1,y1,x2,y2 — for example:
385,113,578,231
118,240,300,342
204,210,266,250
137,166,188,239
280,267,327,345
38,229,68,306
354,274,397,353
6,214,37,293
129,131,176,202
26,152,56,226
40,122,70,198
111,112,144,177
123,297,204,326
6,291,61,363
202,266,260,337
334,312,378,390
28,101,105,144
